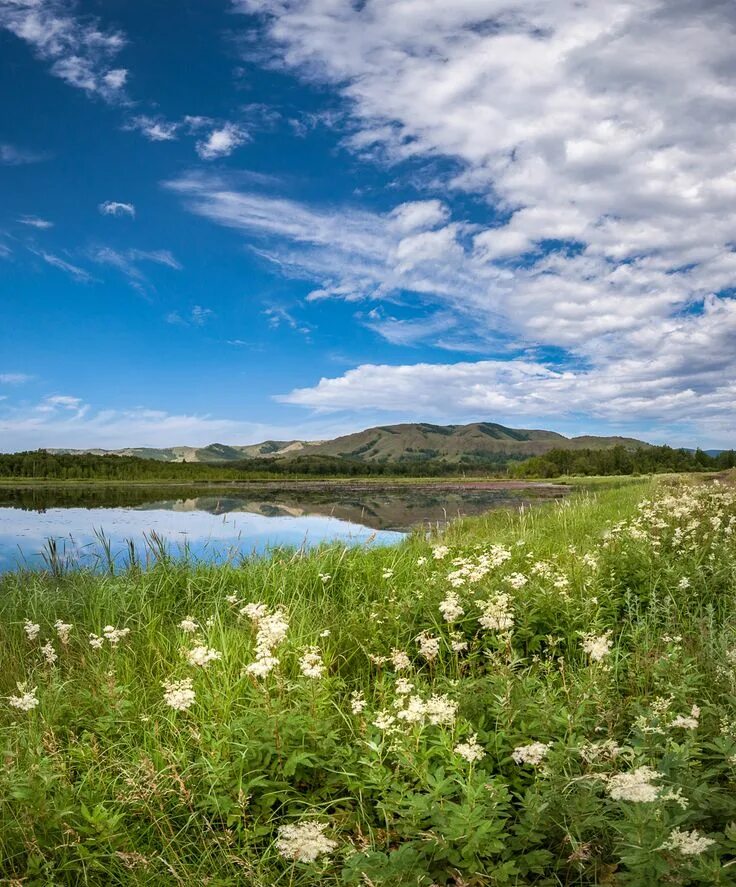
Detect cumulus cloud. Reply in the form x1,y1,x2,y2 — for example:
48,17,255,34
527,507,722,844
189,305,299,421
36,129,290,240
99,201,135,218
125,114,249,160
195,122,249,160
219,0,736,435
0,0,128,101
278,295,736,443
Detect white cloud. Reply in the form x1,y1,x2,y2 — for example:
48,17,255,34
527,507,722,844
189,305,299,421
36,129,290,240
0,373,33,385
0,143,47,165
0,395,367,451
126,115,180,142
18,215,53,229
278,295,736,444
388,200,449,235
214,0,736,436
196,123,249,160
91,247,181,292
99,200,135,218
32,248,92,282
0,0,128,101
263,306,312,335
166,305,214,326
361,308,456,346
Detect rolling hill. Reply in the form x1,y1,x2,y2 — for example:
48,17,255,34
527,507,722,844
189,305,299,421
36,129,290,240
47,422,650,465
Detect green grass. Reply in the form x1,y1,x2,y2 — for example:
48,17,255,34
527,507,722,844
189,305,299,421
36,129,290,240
1,476,736,885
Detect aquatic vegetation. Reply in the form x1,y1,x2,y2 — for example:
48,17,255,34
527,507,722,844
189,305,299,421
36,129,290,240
1,476,735,884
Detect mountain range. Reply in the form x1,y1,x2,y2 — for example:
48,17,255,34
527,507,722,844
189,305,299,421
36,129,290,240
47,422,651,465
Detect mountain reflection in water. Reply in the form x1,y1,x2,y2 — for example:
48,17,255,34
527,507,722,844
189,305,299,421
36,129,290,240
0,483,566,571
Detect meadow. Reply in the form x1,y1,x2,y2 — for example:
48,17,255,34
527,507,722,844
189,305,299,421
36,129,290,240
1,475,736,885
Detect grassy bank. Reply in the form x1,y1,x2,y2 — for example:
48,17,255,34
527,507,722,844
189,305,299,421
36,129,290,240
1,477,736,884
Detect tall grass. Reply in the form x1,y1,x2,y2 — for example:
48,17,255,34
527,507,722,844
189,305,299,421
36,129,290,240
1,477,736,885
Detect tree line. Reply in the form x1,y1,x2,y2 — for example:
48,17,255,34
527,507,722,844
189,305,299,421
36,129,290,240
512,444,736,478
0,445,732,481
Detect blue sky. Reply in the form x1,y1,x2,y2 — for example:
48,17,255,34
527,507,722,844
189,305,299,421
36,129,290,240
1,0,735,450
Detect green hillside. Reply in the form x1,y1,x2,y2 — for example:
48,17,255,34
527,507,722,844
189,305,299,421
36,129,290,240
46,422,650,465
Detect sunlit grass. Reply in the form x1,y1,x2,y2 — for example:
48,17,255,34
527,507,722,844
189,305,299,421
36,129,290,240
1,476,736,884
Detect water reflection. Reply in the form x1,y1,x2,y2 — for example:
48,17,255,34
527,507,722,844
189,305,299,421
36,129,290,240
0,482,566,571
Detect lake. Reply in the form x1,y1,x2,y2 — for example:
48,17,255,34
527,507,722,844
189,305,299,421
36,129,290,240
0,482,566,572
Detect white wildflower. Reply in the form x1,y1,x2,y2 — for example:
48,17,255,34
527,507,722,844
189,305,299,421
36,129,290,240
660,787,688,809
578,739,623,764
350,691,366,714
373,710,397,730
88,633,104,649
424,693,458,726
41,641,57,666
432,545,449,559
179,617,198,633
390,648,411,670
416,556,427,566
677,577,691,590
299,647,325,679
225,593,239,604
395,677,414,695
607,766,662,802
477,593,514,632
318,573,331,583
506,572,528,589
239,602,268,622
416,631,440,662
162,677,195,712
581,552,599,570
275,820,337,863
185,645,222,668
455,734,486,763
450,631,468,653
439,591,464,623
245,655,280,678
319,629,331,637
246,607,289,678
662,828,715,856
8,683,39,711
512,741,552,766
582,632,613,663
54,620,73,645
381,568,394,580
396,695,427,724
670,705,700,730
103,626,130,646
23,620,40,641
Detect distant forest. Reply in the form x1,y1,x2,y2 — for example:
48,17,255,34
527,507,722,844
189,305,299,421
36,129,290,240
0,445,733,480
512,445,736,477
0,451,482,479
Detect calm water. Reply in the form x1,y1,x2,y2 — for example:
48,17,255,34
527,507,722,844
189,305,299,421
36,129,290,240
0,483,564,572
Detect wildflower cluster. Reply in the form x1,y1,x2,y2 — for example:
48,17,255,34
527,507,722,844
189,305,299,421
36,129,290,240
162,677,196,712
8,683,39,711
298,646,325,678
185,645,222,668
275,821,337,863
512,741,552,767
244,604,289,678
477,592,514,632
